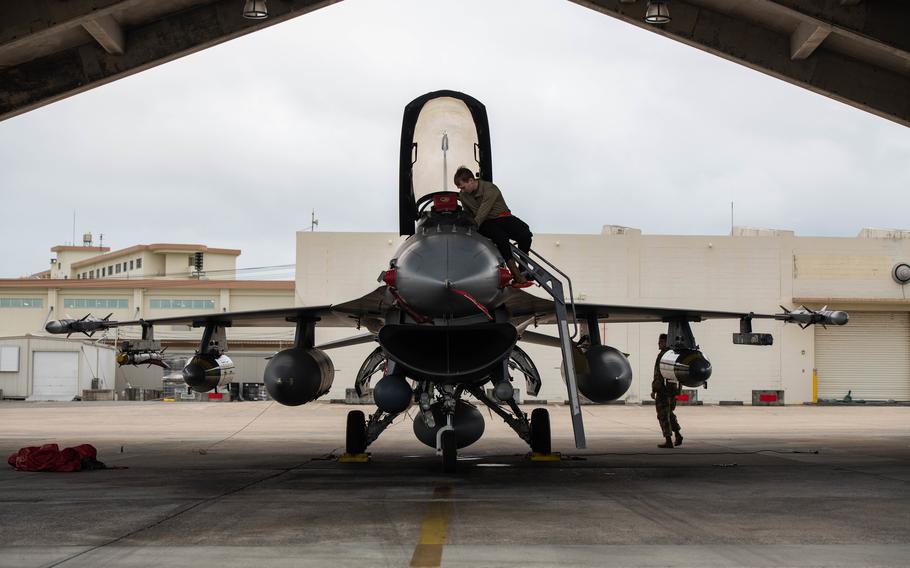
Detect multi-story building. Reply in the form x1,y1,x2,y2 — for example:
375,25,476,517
4,228,910,404
33,240,241,281
1,241,294,399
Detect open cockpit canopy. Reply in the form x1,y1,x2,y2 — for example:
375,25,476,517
399,90,492,235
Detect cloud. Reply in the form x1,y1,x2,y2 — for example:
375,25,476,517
0,0,908,276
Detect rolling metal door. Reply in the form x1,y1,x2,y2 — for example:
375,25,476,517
816,312,910,401
31,351,79,401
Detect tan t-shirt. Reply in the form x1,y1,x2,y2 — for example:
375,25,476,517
459,180,511,226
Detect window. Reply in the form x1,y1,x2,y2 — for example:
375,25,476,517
108,265,113,275
150,299,215,310
0,346,19,372
123,262,127,272
0,298,43,308
188,255,195,267
63,299,128,309
136,258,142,269
115,264,121,274
129,260,134,270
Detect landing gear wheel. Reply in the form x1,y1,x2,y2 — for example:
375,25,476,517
530,408,551,455
441,429,457,473
346,410,367,455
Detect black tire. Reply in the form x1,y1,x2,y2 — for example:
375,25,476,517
441,429,457,473
530,408,551,455
346,410,367,455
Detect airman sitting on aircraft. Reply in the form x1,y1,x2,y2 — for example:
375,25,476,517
454,166,533,285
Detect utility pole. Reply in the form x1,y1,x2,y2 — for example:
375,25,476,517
730,201,734,235
309,209,319,232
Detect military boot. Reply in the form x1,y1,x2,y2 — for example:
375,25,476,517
674,432,684,447
658,437,674,449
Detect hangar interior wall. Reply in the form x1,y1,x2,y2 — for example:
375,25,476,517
298,228,910,404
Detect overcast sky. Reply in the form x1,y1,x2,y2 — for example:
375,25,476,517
1,0,909,278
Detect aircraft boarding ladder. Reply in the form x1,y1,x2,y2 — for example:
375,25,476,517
510,245,587,449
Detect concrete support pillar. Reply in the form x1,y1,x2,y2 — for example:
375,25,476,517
790,21,831,60
133,288,144,319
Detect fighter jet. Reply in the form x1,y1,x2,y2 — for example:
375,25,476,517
46,90,848,472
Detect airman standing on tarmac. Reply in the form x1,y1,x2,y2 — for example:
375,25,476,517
652,333,683,448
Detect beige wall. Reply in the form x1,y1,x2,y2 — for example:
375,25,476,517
52,249,104,279
0,285,294,341
297,227,910,404
63,248,238,280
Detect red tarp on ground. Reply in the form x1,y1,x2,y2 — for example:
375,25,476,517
7,443,105,472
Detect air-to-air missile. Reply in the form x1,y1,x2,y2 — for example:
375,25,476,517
45,313,116,337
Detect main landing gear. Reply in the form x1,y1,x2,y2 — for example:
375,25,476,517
344,408,400,458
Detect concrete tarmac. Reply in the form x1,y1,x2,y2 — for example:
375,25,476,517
0,401,908,567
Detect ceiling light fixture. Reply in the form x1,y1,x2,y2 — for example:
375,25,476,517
644,0,671,25
242,0,268,19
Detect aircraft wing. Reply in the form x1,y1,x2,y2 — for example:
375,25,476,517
504,289,847,327
45,287,391,336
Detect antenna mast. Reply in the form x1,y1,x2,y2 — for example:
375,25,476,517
441,131,449,191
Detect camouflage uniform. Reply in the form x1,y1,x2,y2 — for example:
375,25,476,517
459,179,532,262
652,349,682,438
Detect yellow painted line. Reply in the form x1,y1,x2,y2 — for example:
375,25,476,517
410,486,453,567
812,369,818,404
338,453,370,463
530,452,561,462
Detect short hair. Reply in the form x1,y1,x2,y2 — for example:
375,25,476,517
659,333,668,341
454,166,475,185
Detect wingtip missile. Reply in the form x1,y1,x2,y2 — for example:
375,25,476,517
776,307,848,327
45,315,119,336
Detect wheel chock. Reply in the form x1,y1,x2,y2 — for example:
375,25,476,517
339,453,371,463
529,452,561,462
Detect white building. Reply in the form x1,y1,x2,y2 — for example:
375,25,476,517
298,226,910,405
0,336,116,401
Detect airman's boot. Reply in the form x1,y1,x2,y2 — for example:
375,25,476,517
674,432,684,447
658,437,674,449
507,259,528,284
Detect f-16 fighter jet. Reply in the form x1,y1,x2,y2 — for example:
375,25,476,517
46,91,848,472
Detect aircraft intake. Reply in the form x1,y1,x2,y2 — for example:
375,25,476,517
378,323,517,382
263,347,334,406
183,354,235,393
566,345,633,403
659,349,712,388
413,400,485,449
